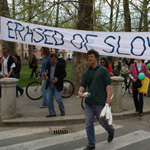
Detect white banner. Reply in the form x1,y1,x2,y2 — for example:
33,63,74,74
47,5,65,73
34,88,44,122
0,16,150,60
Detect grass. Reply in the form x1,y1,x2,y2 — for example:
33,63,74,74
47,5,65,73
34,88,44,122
18,64,73,87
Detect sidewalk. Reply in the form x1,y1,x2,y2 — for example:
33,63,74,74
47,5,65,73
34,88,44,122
1,91,150,126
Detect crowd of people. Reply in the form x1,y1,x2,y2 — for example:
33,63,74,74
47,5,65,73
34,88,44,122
0,47,150,150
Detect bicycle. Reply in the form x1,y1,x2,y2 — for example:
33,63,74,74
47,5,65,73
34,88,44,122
122,77,133,96
26,79,74,100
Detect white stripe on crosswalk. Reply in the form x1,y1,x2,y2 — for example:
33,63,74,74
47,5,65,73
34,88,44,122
0,124,122,150
0,127,50,140
74,130,150,150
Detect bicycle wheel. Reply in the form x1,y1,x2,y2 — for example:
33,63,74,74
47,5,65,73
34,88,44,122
122,82,126,96
26,81,42,100
81,98,85,110
128,80,133,95
62,80,74,98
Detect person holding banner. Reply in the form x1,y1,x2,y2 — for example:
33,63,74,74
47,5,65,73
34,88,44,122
0,47,16,97
129,59,149,117
78,50,114,150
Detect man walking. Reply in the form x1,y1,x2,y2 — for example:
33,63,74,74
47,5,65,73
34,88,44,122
44,53,66,117
78,49,114,150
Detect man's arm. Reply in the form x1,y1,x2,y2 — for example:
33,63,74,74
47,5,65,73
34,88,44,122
105,85,112,105
6,68,13,78
78,86,85,98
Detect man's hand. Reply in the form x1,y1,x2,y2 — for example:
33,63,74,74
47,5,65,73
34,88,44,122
78,91,84,98
52,77,58,84
106,98,112,106
78,86,85,98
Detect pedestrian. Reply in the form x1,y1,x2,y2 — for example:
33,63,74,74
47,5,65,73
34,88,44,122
78,49,115,150
129,59,149,117
38,47,51,108
13,54,24,97
112,57,121,76
43,53,66,117
29,54,38,78
100,57,113,77
0,47,16,97
145,60,150,97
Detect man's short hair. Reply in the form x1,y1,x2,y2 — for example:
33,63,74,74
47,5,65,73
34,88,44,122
2,47,9,53
87,49,99,59
50,53,58,59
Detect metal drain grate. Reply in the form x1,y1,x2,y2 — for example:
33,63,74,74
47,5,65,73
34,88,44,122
50,128,70,134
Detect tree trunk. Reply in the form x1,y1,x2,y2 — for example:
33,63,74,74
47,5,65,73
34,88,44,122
28,0,32,61
143,0,148,31
0,0,16,55
123,0,131,31
71,0,94,94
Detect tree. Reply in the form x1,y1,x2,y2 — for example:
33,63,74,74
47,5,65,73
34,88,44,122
0,0,16,55
71,0,94,94
123,0,131,31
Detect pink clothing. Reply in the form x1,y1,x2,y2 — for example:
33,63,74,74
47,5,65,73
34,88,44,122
129,62,149,89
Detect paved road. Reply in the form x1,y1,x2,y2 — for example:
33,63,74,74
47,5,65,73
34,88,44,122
0,115,150,150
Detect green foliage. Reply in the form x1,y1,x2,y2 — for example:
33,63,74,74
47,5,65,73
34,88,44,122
18,63,72,87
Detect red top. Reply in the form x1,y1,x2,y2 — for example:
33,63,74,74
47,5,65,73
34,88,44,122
107,64,113,77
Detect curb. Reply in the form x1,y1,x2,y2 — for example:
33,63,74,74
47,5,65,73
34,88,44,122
1,109,150,127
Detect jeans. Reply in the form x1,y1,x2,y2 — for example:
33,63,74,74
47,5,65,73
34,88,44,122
41,79,48,106
133,89,143,113
85,104,114,147
46,83,65,115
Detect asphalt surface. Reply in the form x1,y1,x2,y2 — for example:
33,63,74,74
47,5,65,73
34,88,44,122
0,89,150,126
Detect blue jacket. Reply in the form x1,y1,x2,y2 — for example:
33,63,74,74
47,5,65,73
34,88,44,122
40,56,50,78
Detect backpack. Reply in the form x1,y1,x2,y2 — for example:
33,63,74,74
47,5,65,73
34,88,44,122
58,58,66,67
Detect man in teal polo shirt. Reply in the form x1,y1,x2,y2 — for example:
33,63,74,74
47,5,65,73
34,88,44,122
78,49,114,150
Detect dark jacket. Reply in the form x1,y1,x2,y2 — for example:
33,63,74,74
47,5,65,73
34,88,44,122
47,61,66,91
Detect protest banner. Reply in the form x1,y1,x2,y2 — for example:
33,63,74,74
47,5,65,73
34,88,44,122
0,16,150,59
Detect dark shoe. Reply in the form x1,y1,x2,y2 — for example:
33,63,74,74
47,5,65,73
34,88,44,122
46,114,56,118
108,133,114,142
139,113,143,117
61,112,65,116
147,95,150,97
20,89,24,96
135,109,139,112
83,145,95,150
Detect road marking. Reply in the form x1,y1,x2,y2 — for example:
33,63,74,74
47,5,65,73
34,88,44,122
0,127,50,140
0,124,122,150
74,130,150,150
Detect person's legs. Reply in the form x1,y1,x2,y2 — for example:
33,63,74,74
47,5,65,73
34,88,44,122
133,89,139,112
46,84,56,115
30,69,34,78
95,105,114,135
85,104,95,147
54,86,65,114
40,79,48,106
139,93,143,115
